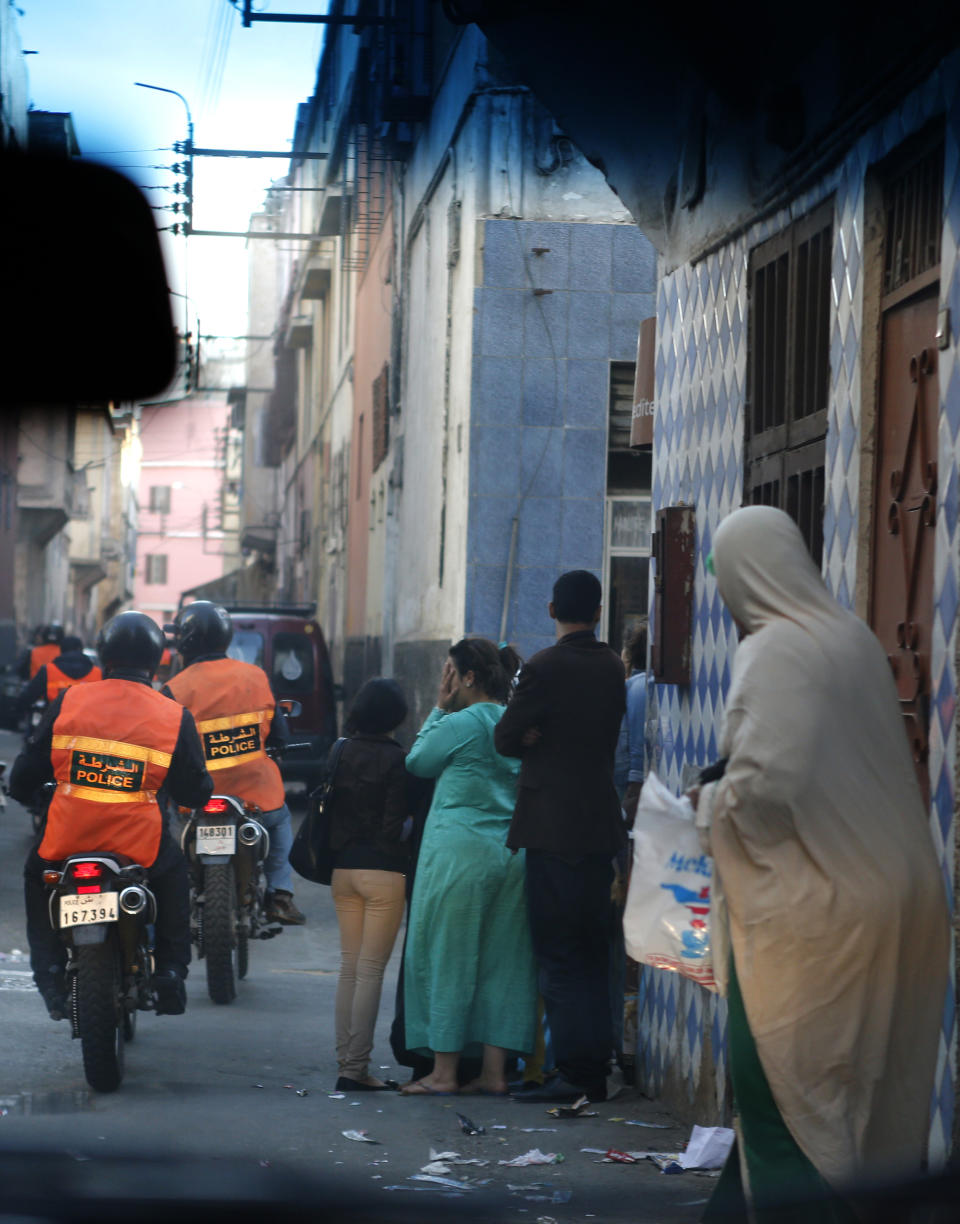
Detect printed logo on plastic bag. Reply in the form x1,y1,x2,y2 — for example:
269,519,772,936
623,773,716,990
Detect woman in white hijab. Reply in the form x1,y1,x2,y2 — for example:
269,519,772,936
697,505,949,1219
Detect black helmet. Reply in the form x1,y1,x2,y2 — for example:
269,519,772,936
42,623,64,645
97,611,165,679
171,601,233,664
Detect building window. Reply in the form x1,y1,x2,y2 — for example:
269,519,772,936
372,362,390,471
746,200,832,565
605,360,652,652
145,554,168,584
149,485,171,513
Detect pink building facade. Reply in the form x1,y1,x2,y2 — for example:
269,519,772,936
135,397,230,627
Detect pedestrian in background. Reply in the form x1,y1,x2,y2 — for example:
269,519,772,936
616,621,647,825
327,677,411,1092
696,506,949,1217
495,570,626,1104
401,638,536,1096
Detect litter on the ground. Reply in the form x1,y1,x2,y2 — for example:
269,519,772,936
342,1130,379,1143
648,1153,684,1173
421,1161,453,1175
678,1125,735,1170
624,1119,672,1129
498,1148,563,1167
328,1092,346,1099
546,1095,597,1118
428,1149,490,1168
409,1174,478,1190
523,1191,572,1204
603,1148,641,1163
580,1148,608,1155
456,1112,485,1135
519,1127,558,1133
296,1089,309,1097
535,1217,559,1224
490,1124,507,1129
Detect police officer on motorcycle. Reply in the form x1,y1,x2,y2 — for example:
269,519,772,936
163,601,306,926
10,611,213,1020
18,622,65,680
16,634,102,720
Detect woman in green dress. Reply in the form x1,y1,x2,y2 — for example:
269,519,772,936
400,637,537,1096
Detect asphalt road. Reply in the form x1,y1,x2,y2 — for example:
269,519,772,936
0,727,707,1223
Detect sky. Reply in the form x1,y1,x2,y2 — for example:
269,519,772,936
18,0,327,338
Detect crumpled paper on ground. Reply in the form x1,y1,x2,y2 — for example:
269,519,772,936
678,1125,735,1170
498,1148,563,1167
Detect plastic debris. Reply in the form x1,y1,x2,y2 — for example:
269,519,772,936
253,1083,265,1089
328,1092,346,1099
603,1148,641,1164
525,1191,572,1204
342,1130,379,1144
421,1161,453,1175
409,1174,478,1191
519,1127,558,1133
546,1095,597,1118
296,1089,309,1097
283,1084,294,1089
497,1149,563,1167
456,1112,485,1135
678,1125,735,1170
535,1218,559,1224
624,1119,672,1129
648,1153,684,1173
259,1160,271,1168
490,1124,507,1130
427,1149,489,1167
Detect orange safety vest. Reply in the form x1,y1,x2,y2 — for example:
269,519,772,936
39,679,183,867
30,643,61,679
46,659,103,702
166,657,284,812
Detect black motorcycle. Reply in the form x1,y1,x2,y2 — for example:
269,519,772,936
43,853,157,1092
181,794,276,1004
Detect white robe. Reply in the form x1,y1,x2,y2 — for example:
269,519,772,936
699,506,949,1190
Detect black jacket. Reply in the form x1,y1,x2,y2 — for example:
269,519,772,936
495,630,627,858
327,734,411,871
9,671,214,812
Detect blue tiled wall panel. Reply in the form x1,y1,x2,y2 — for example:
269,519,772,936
465,219,657,662
644,52,960,1154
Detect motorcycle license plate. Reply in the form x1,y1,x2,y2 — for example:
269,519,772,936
60,892,119,927
196,824,235,855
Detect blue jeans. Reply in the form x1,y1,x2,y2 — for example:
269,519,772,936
257,804,294,893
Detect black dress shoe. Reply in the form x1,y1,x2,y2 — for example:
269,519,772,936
510,1072,605,1103
335,1075,399,1092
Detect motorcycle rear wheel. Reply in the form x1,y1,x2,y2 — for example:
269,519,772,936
204,864,238,1004
76,942,125,1092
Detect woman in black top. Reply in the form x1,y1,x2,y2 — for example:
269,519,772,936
327,678,410,1092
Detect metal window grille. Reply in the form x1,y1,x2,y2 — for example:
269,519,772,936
372,362,390,470
883,142,944,296
149,485,171,514
746,201,832,565
145,554,168,584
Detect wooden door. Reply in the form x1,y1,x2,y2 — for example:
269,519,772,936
869,288,939,806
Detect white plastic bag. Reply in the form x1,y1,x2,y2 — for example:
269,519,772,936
623,772,716,991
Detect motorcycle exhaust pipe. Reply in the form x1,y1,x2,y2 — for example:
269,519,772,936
238,821,263,848
119,885,148,916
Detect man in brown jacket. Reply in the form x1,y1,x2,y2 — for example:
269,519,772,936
495,570,626,1103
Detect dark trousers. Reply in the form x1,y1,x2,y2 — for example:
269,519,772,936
524,849,614,1094
24,830,192,999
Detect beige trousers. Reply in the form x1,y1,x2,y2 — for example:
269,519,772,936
331,867,406,1081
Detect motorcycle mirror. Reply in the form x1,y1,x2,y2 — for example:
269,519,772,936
277,699,302,719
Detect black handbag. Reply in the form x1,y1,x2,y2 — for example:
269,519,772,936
288,737,347,885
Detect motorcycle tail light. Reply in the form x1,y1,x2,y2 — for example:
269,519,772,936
42,870,62,885
204,797,230,815
76,885,102,894
72,862,103,879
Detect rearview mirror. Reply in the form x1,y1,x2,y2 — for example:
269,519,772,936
277,699,302,719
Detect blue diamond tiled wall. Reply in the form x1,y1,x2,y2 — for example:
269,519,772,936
645,51,960,1156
